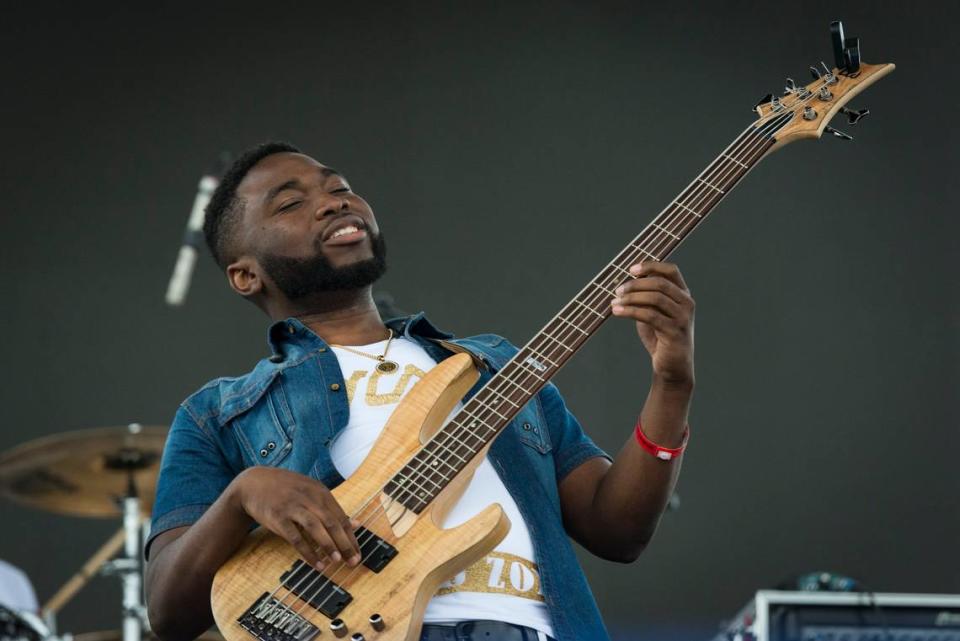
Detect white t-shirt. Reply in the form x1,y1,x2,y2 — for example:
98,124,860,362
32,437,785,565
329,336,554,637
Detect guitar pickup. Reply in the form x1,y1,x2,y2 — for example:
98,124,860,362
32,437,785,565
356,526,397,573
280,561,352,619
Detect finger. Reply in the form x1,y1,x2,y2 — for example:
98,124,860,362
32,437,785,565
615,276,689,306
628,261,689,291
293,511,340,566
277,520,324,570
324,516,362,568
612,291,683,319
301,482,360,561
612,306,679,334
306,495,361,566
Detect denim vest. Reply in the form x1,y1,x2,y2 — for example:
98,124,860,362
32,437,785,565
149,312,612,641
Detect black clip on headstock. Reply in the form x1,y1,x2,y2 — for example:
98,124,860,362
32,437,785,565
831,20,861,74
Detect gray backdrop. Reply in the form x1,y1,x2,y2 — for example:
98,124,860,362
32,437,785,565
1,2,957,640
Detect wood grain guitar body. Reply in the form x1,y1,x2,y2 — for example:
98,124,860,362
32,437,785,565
211,353,511,641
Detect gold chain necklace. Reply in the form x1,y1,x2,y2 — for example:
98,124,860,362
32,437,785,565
329,328,399,374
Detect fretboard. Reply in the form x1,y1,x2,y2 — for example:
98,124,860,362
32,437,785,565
383,112,793,513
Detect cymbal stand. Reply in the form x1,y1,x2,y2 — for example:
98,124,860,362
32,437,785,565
100,427,154,641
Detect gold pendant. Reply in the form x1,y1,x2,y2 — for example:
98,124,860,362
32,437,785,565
376,360,399,374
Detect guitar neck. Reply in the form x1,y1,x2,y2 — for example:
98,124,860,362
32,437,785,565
386,114,792,512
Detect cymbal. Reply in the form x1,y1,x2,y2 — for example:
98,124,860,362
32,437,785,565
0,425,167,518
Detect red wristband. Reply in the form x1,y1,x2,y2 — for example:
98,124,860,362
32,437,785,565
634,418,689,461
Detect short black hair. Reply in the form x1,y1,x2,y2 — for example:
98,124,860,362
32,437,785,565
203,141,301,267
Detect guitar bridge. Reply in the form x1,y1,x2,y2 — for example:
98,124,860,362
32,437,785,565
237,592,320,641
280,561,353,618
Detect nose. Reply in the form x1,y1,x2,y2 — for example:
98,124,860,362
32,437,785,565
315,195,350,219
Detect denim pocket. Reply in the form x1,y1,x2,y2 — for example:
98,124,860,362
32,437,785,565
227,376,296,467
515,403,552,454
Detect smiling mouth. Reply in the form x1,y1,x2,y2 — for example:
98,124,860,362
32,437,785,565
323,224,368,246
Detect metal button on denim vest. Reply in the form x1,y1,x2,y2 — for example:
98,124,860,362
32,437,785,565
149,312,612,641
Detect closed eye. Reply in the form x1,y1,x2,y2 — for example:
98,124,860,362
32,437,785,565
330,187,351,194
278,200,302,213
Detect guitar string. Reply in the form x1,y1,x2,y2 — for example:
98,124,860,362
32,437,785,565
270,121,785,625
266,109,798,626
264,96,812,625
259,81,828,625
272,128,786,630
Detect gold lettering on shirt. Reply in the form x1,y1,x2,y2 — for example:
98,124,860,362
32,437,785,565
435,551,544,602
344,370,368,404
343,364,428,405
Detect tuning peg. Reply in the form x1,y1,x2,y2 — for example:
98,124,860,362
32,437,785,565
809,66,822,80
752,93,774,111
840,106,870,125
824,126,854,141
784,78,797,95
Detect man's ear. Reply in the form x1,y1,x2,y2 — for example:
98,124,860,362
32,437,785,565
226,258,264,299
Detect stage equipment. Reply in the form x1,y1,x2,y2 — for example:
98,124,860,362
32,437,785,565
0,424,168,641
716,590,960,641
0,425,166,518
0,606,48,641
209,20,895,641
165,160,225,307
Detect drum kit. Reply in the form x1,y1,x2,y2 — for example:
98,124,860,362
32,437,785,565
0,424,222,641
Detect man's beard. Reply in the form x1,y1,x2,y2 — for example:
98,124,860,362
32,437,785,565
259,230,388,301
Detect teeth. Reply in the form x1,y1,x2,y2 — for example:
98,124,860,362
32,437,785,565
330,225,360,239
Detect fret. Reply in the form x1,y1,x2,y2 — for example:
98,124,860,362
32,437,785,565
417,449,459,477
572,298,606,319
513,359,547,383
524,345,559,369
413,454,454,482
424,437,470,466
455,408,500,437
722,153,748,168
652,223,680,240
610,264,632,277
629,242,659,261
697,177,725,193
556,315,589,336
493,370,536,400
590,279,618,298
470,401,509,423
672,201,702,218
540,329,575,352
396,469,442,493
484,387,522,408
447,418,484,445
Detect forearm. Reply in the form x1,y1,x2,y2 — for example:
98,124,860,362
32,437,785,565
146,476,254,641
589,376,692,560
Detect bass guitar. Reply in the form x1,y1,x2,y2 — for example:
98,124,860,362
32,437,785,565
211,21,894,641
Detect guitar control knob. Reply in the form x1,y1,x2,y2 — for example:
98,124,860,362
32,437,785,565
350,634,365,641
803,107,817,121
330,619,347,638
369,614,385,632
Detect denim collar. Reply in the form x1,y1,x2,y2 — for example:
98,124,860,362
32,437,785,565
266,311,455,360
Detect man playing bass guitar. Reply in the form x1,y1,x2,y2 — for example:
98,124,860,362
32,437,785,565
145,141,695,641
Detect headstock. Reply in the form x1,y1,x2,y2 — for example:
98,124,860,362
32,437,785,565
752,21,895,150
